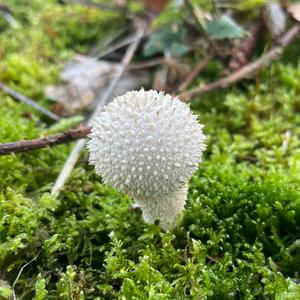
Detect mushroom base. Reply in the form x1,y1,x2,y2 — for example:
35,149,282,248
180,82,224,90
134,184,188,230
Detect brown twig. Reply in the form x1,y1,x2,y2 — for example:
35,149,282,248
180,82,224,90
206,255,219,263
0,82,61,121
178,53,214,92
180,24,300,101
96,32,151,60
12,251,41,300
0,126,91,155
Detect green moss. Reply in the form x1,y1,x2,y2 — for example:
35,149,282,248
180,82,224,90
0,0,300,299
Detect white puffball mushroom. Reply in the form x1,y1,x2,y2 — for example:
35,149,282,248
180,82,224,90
87,89,206,230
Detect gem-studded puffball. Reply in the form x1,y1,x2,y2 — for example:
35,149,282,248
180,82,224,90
87,89,206,230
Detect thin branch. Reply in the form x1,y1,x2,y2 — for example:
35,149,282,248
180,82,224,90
0,6,19,28
12,251,40,300
0,126,91,155
177,53,214,92
180,24,300,101
51,24,147,196
96,32,150,60
89,27,128,57
0,82,61,121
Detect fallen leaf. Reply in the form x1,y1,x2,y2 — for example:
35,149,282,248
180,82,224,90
91,70,150,110
205,15,246,40
143,23,189,57
46,55,150,116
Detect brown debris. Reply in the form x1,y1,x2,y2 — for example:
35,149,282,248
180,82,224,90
226,16,265,74
180,24,300,101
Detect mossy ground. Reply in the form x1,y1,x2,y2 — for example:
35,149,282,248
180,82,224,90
0,1,300,299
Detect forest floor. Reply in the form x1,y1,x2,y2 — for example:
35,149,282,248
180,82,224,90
0,0,300,299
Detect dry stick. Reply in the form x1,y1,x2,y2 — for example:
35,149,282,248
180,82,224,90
0,5,19,27
178,53,214,92
89,27,128,57
96,32,150,60
0,126,91,155
51,26,146,196
0,82,61,121
180,24,300,100
12,252,40,300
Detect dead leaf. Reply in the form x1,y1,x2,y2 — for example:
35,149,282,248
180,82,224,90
288,3,300,22
91,70,150,111
46,55,150,116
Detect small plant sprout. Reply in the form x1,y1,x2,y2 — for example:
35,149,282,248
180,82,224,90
87,89,206,230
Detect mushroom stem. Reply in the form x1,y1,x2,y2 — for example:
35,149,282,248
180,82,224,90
135,184,189,230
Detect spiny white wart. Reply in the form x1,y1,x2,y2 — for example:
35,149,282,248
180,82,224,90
87,89,206,230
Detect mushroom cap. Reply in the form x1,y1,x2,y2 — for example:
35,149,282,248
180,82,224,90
88,89,206,201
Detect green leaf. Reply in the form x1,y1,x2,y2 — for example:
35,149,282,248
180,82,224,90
143,23,189,57
205,15,246,40
169,43,190,57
